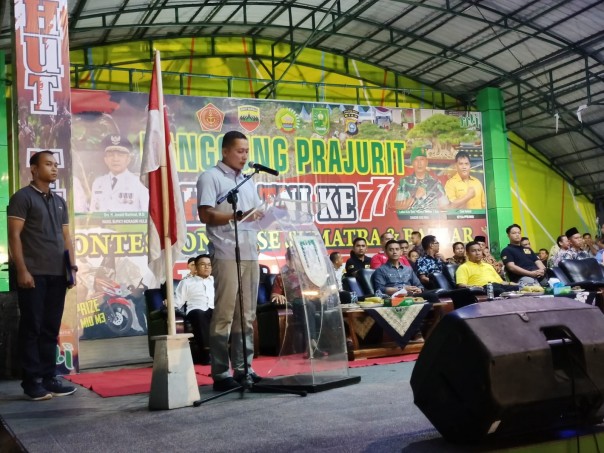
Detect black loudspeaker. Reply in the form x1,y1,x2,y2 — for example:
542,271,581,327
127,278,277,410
411,298,604,443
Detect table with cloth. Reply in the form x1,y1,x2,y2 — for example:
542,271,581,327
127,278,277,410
342,303,433,360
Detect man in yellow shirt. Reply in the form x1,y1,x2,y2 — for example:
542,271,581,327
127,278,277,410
444,151,485,210
456,241,519,294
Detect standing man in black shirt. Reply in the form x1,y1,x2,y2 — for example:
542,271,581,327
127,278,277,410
8,151,77,400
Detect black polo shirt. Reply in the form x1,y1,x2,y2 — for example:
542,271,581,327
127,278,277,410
500,243,539,282
345,252,371,277
7,185,68,276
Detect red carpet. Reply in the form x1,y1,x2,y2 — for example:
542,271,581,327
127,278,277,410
64,354,418,398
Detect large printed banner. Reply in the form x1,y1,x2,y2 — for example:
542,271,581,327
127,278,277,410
13,0,76,372
71,89,487,341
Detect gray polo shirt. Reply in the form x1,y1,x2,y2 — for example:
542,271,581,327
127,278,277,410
7,185,68,276
197,161,260,260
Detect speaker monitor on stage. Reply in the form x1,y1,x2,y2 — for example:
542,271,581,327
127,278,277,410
411,298,604,443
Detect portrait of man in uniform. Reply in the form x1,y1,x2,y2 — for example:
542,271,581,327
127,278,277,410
394,147,447,213
89,135,149,212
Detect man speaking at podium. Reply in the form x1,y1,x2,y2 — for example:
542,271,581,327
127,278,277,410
197,131,263,391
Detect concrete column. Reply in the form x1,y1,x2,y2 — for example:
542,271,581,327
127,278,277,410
476,87,513,256
149,334,201,410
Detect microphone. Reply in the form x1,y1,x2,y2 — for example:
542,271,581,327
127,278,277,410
249,161,279,176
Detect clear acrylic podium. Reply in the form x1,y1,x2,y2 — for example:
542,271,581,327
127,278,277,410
253,197,360,392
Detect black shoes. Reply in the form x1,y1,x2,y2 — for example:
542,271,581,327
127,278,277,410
22,377,76,400
22,382,52,401
42,378,77,396
213,372,263,391
212,377,240,391
234,372,262,384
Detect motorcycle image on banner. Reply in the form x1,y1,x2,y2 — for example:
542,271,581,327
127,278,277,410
76,268,147,339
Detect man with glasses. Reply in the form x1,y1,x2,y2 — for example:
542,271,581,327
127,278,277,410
415,235,446,288
89,135,148,212
174,254,215,365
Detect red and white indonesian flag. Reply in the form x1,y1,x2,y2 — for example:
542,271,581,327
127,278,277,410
141,50,186,284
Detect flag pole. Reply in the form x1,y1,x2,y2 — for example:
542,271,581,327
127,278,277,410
155,50,176,336
147,49,200,409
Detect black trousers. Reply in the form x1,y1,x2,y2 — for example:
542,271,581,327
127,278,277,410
292,299,323,351
18,275,67,384
186,308,213,354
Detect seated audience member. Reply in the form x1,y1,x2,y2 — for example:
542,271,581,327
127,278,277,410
371,231,411,269
446,241,466,265
371,240,438,302
595,236,604,264
330,251,351,304
456,242,519,295
410,230,424,257
330,252,345,290
500,224,546,286
398,239,410,257
408,249,420,271
556,227,592,261
538,249,549,268
583,232,597,256
415,235,446,288
551,235,570,267
174,254,214,365
185,257,197,278
271,250,327,358
520,237,531,248
475,235,505,277
345,237,371,277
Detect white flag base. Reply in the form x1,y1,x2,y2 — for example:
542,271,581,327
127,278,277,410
148,334,200,410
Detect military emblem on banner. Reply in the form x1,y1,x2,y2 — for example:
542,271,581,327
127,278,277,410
275,108,300,133
343,109,359,135
311,108,330,136
238,105,260,133
293,236,328,288
196,103,225,131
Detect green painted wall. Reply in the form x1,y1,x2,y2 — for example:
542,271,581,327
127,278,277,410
507,131,596,252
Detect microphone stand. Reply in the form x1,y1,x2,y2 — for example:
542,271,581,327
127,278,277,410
194,167,306,405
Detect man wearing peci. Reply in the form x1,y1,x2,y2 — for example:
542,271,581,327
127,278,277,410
7,150,77,400
89,135,149,212
197,131,263,391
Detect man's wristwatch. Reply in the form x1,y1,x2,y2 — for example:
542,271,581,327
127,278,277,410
72,266,79,272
